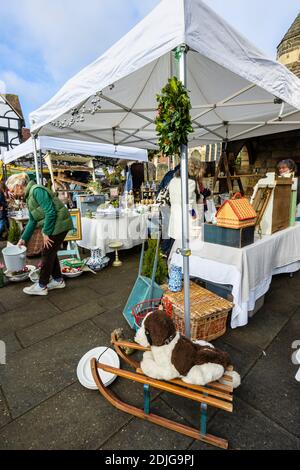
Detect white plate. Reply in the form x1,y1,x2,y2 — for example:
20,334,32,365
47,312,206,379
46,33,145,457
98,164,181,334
76,347,120,390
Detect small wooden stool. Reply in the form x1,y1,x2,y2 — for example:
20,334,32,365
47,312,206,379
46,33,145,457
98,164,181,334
108,241,123,267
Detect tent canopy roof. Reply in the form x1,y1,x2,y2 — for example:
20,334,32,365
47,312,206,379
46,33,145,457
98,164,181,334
30,0,300,147
1,136,148,165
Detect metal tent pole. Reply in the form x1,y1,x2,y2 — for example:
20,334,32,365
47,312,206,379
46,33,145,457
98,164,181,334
39,150,44,185
31,135,41,185
178,45,191,338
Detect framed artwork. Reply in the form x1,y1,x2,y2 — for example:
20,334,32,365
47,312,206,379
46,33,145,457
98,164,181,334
65,209,82,241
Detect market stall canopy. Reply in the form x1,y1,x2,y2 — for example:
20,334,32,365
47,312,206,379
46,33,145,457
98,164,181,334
1,136,148,165
30,0,300,147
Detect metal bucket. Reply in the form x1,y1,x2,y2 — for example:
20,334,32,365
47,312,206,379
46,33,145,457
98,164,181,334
2,245,27,272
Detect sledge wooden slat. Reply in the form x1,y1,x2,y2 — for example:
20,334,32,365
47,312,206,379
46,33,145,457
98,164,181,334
91,359,228,449
112,339,150,351
135,368,232,402
96,362,233,412
207,381,233,393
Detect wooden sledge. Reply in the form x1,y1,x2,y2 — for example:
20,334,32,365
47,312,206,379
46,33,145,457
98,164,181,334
91,333,234,450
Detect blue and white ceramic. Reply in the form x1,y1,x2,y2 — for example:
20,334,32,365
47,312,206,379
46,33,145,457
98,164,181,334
168,264,183,292
85,248,110,272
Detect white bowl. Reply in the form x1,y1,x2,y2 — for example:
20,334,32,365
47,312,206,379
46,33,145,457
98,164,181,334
62,270,83,278
5,265,36,283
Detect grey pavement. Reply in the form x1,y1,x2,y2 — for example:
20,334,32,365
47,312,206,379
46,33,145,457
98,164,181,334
0,243,299,450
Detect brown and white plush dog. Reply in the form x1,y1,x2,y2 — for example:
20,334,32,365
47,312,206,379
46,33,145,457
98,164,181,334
134,310,241,388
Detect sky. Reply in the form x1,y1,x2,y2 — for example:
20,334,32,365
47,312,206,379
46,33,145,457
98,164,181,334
0,0,299,126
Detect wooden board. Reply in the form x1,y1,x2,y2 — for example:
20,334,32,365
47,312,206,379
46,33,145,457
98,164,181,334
272,184,291,233
252,186,272,227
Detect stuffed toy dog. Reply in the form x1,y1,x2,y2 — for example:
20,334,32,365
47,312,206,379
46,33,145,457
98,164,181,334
135,310,241,388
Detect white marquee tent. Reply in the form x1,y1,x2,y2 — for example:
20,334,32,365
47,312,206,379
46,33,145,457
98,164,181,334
30,0,300,145
29,0,300,334
1,136,148,165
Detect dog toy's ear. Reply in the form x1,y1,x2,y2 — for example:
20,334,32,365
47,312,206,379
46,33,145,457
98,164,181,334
144,311,176,347
134,313,152,348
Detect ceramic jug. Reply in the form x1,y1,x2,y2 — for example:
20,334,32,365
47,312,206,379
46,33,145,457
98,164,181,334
168,264,183,292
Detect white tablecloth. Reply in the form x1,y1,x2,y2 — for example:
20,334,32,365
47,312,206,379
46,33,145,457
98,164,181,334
77,213,148,255
170,223,300,328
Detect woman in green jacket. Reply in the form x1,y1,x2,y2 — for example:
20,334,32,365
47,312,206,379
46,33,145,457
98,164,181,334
6,173,73,296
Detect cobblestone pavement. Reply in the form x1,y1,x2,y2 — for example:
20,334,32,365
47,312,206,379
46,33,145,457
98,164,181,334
0,243,299,450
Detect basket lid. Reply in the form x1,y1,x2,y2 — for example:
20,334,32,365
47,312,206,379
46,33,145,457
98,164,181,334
162,282,232,319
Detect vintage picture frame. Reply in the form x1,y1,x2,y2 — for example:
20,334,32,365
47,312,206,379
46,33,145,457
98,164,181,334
65,209,82,241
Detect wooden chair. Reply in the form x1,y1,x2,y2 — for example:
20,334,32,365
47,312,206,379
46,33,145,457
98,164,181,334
91,333,234,450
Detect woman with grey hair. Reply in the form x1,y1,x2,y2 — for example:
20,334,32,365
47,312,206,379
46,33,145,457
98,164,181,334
6,173,73,296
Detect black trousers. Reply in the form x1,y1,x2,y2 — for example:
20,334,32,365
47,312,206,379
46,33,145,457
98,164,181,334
39,231,68,286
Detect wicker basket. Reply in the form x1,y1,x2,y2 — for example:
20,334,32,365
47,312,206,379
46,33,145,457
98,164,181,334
162,282,233,341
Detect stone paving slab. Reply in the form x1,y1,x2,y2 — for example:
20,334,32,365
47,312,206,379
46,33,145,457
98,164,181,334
17,301,106,347
238,309,300,438
159,391,218,432
0,382,131,450
213,338,259,379
220,288,298,354
286,271,300,302
97,289,132,313
47,285,101,311
72,278,115,296
0,299,61,338
190,397,300,450
1,334,22,356
92,307,135,339
100,397,193,451
0,364,160,450
0,388,11,429
0,284,33,312
0,301,5,314
0,321,110,418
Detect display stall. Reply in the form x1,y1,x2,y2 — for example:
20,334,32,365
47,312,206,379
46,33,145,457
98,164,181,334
2,136,149,264
170,223,300,328
29,0,300,337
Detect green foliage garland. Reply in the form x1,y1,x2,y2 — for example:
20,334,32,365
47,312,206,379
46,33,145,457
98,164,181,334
8,219,21,245
142,239,168,286
155,76,193,156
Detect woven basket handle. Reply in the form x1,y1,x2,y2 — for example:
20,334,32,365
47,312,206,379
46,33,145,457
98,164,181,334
232,192,243,200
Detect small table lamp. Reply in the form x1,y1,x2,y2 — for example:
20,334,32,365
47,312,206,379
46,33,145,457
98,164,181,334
108,241,123,267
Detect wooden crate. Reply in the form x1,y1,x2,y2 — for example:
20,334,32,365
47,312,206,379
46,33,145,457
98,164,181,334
203,223,255,248
162,282,233,341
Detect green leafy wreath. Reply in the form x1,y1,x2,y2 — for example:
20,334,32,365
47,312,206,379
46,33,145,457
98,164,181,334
155,76,193,156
